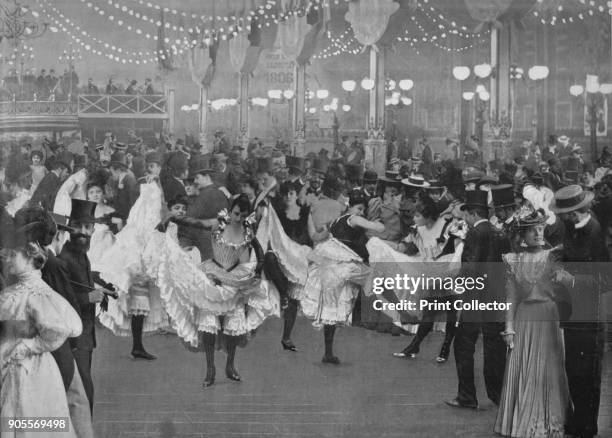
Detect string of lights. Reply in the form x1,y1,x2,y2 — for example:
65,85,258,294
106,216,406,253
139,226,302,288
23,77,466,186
37,0,163,60
419,5,489,39
532,0,612,25
313,27,362,60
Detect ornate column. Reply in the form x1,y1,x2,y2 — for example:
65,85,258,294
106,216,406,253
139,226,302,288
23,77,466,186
292,62,306,157
238,72,250,157
364,46,387,173
198,87,210,153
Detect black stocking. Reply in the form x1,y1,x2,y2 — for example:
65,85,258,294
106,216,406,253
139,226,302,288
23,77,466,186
323,324,336,358
202,332,216,381
282,299,298,342
131,315,145,351
225,335,238,375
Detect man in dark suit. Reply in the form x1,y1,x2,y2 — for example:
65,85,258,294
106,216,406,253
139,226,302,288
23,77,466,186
13,207,95,436
60,199,110,415
446,190,507,410
161,151,188,202
550,185,609,438
108,151,139,221
29,159,70,211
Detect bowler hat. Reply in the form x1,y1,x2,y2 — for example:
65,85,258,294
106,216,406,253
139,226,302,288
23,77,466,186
550,185,594,213
68,199,97,224
460,190,489,211
363,170,378,183
490,184,515,208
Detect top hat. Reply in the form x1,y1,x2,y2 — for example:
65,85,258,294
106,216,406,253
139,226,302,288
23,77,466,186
550,184,594,213
257,157,275,174
363,170,378,184
68,199,97,224
401,174,431,188
286,156,307,174
490,184,515,208
460,190,489,211
145,152,162,165
345,164,364,182
109,151,129,169
166,151,189,172
50,212,72,231
311,157,329,176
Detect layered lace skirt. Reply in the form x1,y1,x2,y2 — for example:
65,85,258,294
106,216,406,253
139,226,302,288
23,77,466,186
301,238,371,327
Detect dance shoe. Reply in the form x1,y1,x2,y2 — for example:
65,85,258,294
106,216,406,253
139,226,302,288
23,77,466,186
322,355,340,365
131,349,157,360
203,368,215,388
281,339,297,352
444,398,478,410
226,367,241,381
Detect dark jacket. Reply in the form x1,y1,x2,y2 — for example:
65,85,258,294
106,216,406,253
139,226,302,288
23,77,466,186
161,174,187,203
42,249,80,390
29,171,62,211
60,239,96,351
459,219,505,323
112,173,139,221
185,185,228,259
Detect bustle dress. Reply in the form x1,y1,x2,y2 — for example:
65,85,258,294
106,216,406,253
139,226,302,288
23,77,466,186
0,271,82,438
144,216,280,349
96,182,169,335
301,214,371,327
494,248,570,438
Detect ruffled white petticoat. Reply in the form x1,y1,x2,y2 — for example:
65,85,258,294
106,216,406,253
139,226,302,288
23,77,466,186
96,182,169,336
301,238,371,328
143,223,280,348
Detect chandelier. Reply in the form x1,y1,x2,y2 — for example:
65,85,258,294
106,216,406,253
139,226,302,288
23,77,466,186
0,0,50,41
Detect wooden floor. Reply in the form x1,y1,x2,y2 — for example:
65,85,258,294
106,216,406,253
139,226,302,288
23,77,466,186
92,317,612,438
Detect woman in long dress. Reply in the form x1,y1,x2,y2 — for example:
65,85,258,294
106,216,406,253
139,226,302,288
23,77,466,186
0,242,82,438
86,176,117,272
494,207,571,438
301,189,384,364
148,194,279,387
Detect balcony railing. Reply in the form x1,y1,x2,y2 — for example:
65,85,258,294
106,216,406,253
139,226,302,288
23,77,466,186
0,94,168,118
0,100,78,115
78,94,167,116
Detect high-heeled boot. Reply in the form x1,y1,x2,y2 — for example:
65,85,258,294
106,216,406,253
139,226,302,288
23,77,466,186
322,324,339,364
202,332,216,387
225,335,241,381
392,321,434,358
281,299,298,351
436,318,457,363
131,315,156,360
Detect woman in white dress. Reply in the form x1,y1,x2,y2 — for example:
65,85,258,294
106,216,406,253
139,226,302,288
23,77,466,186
0,242,82,438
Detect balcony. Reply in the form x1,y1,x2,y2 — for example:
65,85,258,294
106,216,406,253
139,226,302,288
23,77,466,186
78,94,168,119
0,94,169,132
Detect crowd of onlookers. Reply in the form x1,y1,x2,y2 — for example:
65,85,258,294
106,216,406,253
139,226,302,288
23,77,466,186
0,68,158,101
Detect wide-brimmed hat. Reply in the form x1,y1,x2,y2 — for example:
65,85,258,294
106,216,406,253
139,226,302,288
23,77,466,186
550,185,594,213
490,184,515,208
460,190,489,211
363,170,378,183
477,175,498,187
68,199,97,224
401,174,431,188
424,179,444,191
512,206,548,228
378,170,402,187
558,135,570,146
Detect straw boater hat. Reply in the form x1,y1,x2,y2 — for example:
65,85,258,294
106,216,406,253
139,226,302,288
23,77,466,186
379,170,402,187
549,185,594,214
424,179,444,191
401,173,431,188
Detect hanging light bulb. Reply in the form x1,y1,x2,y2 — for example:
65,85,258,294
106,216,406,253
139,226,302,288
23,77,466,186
474,63,492,78
462,91,475,101
398,79,414,91
361,78,375,90
342,104,351,112
569,85,584,96
342,80,356,92
452,66,470,81
316,89,329,99
283,90,295,99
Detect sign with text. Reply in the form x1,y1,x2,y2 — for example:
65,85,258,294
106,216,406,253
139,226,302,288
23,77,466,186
261,50,295,89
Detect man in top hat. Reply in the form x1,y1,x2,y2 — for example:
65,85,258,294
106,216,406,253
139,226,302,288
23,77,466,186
59,199,111,415
185,168,228,260
136,151,162,185
29,157,71,211
286,156,307,191
333,135,350,160
13,207,95,436
550,185,609,438
423,178,449,213
489,184,517,232
446,189,506,410
108,151,139,221
161,151,188,203
462,167,485,191
361,170,378,202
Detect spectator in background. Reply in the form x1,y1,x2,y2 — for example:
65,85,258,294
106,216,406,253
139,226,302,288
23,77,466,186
86,78,99,94
106,78,118,95
144,78,155,95
126,80,138,95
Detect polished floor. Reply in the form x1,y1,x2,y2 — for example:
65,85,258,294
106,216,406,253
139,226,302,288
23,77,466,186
92,317,612,438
